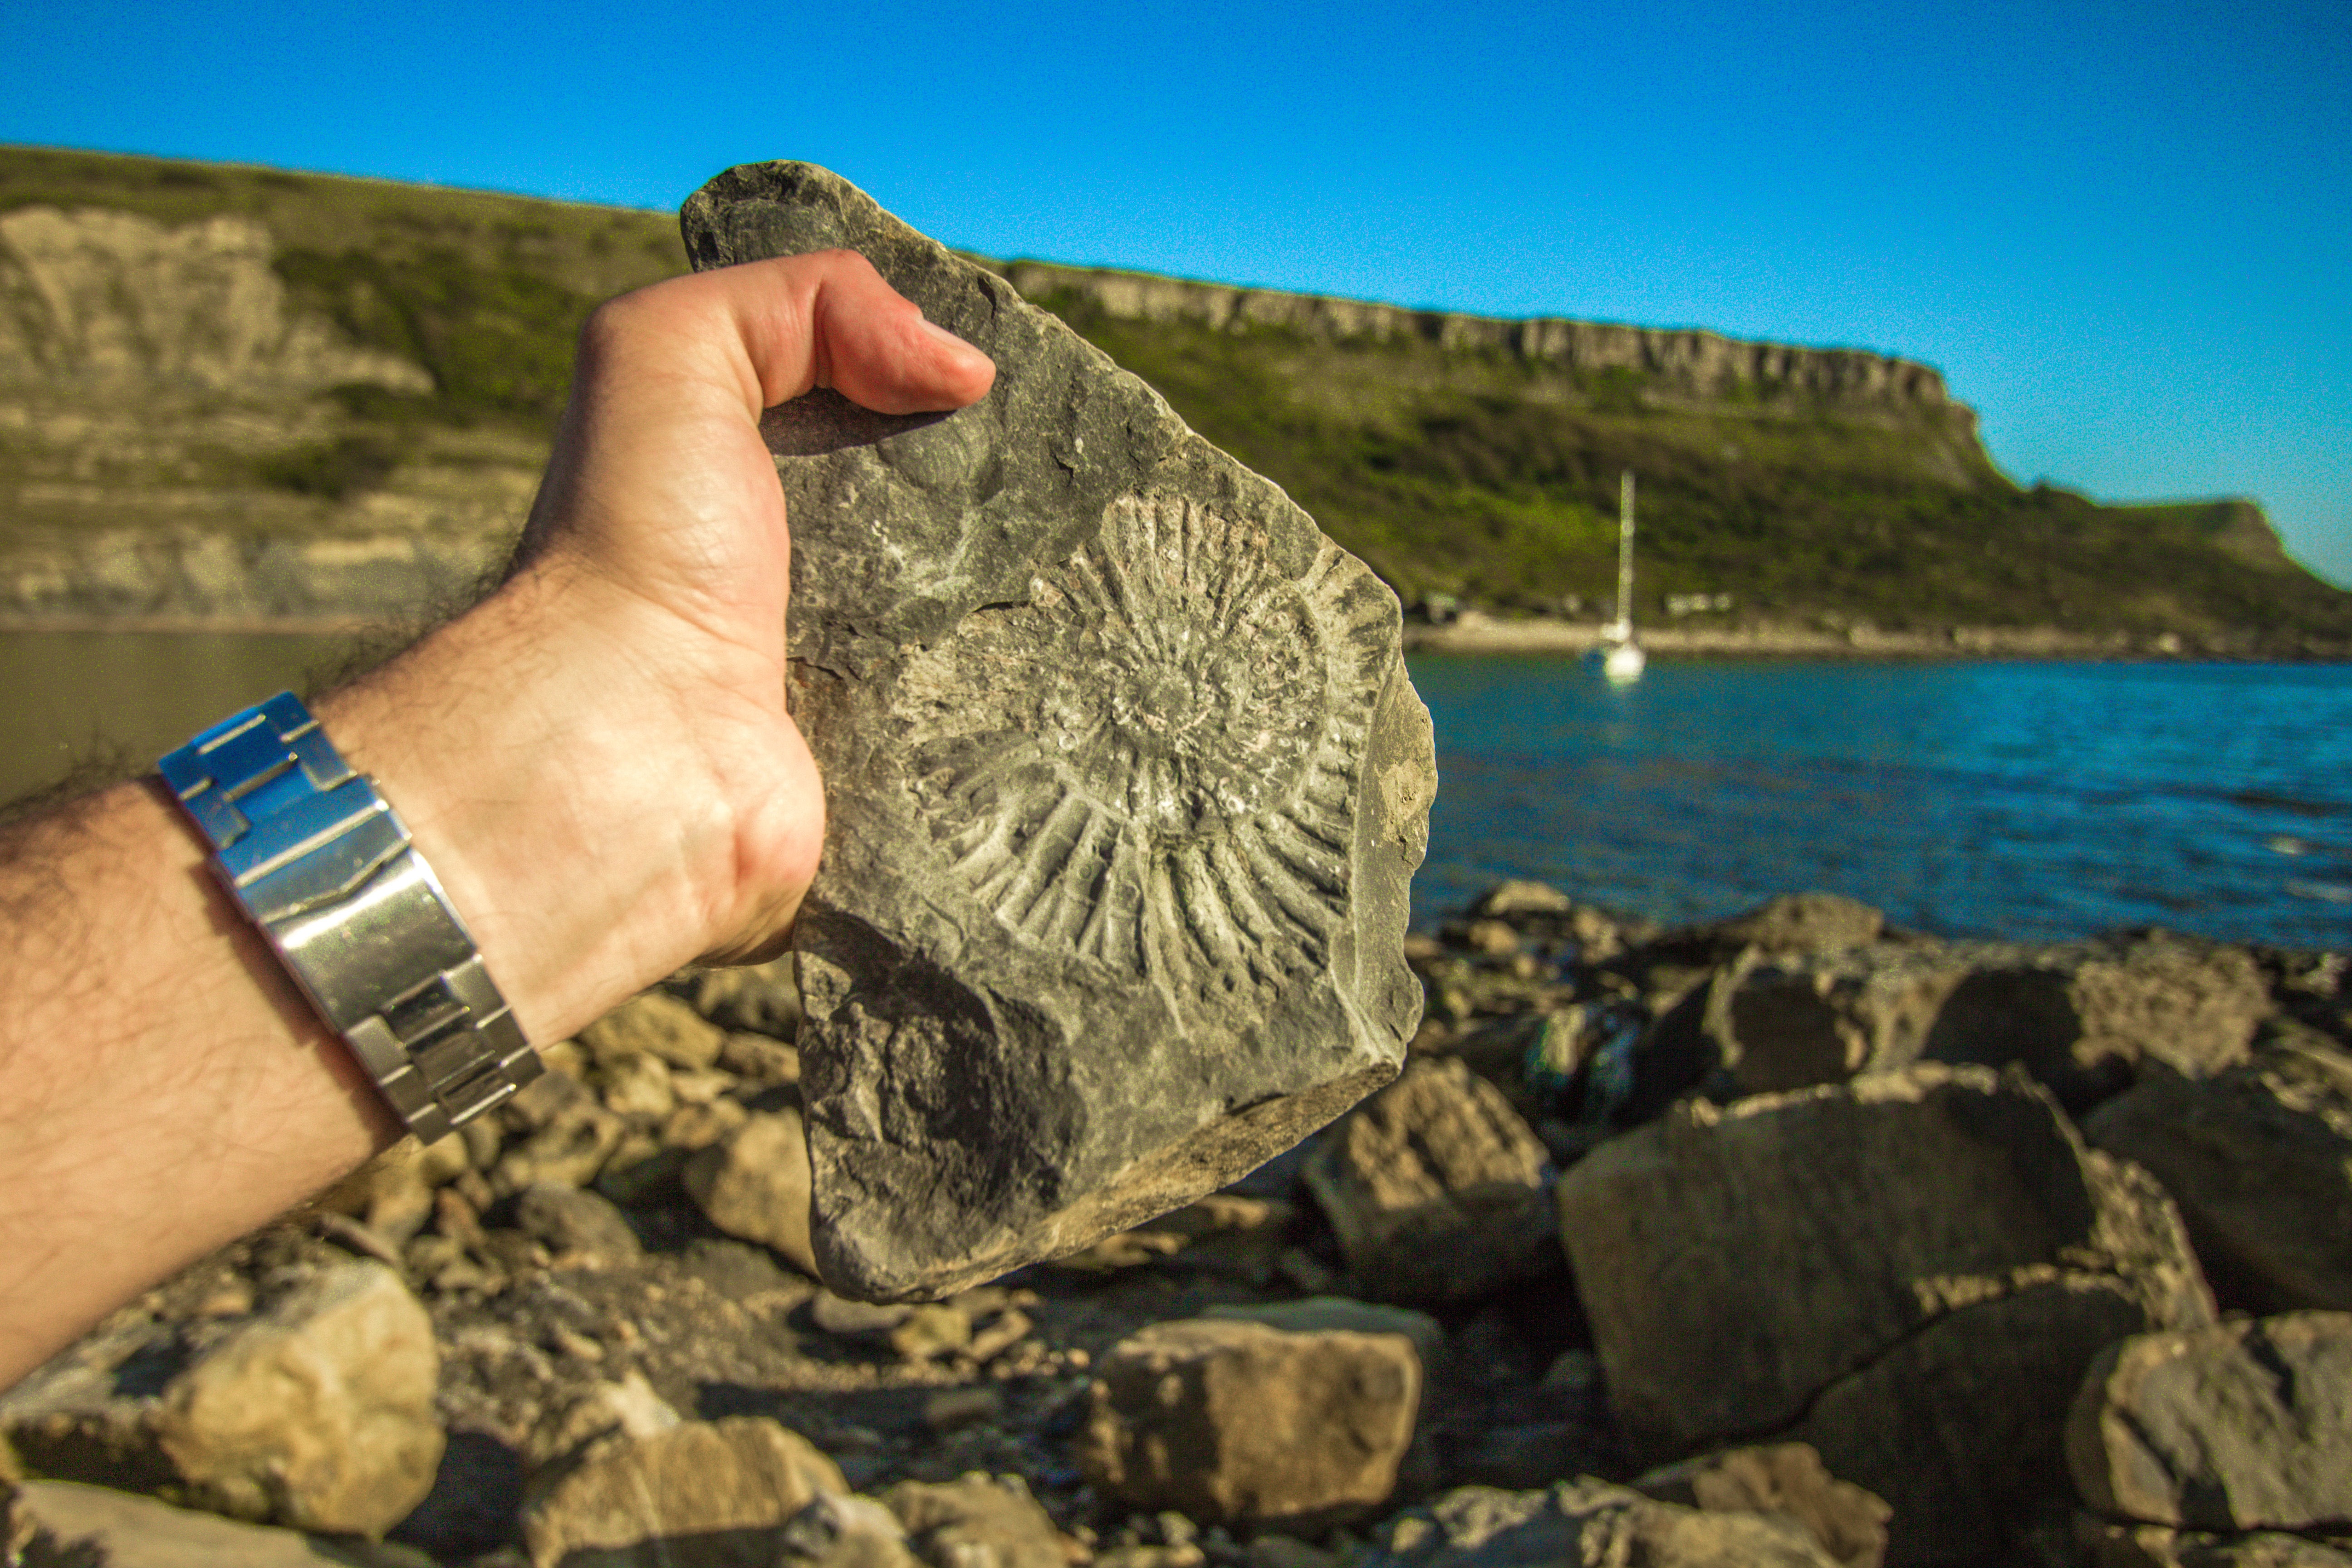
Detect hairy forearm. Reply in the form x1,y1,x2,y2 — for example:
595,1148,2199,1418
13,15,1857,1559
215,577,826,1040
0,247,990,1392
0,779,396,1385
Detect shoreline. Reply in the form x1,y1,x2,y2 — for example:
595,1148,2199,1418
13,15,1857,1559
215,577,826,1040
2,612,2346,665
1403,616,2352,662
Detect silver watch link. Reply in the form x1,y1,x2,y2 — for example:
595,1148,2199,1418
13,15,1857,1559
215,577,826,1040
158,692,540,1143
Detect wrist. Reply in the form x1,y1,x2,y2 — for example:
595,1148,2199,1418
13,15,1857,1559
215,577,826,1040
314,560,815,1046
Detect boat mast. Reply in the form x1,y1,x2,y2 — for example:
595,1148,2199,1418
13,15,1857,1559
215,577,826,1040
1614,469,1637,639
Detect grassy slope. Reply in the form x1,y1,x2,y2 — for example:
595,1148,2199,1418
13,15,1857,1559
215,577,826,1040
6,146,2346,645
1036,288,2352,642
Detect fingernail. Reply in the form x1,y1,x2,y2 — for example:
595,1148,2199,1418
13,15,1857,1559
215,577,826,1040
921,318,979,354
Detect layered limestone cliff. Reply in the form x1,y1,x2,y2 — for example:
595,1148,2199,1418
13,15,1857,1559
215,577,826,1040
995,260,1958,416
0,150,2339,647
0,203,534,626
0,205,431,395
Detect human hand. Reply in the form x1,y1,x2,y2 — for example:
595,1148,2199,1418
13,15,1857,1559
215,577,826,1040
323,250,995,1044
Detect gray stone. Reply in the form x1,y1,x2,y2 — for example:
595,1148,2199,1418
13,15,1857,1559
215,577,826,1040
1076,1318,1421,1531
513,1185,642,1266
684,1108,819,1276
1634,1444,1889,1568
884,1474,1071,1568
2067,1311,2352,1533
1785,1276,2168,1565
1555,1063,2214,1566
1303,1057,1557,1305
1204,1297,1445,1369
9,1479,439,1567
2083,1035,2352,1312
520,1416,845,1568
1704,931,2269,1107
1,1260,442,1537
776,1492,924,1568
2078,1518,2352,1568
579,992,726,1072
681,162,1435,1300
1368,1481,1839,1568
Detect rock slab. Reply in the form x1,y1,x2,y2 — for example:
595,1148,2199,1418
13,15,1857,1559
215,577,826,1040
680,162,1435,1299
1304,1056,1557,1304
2068,1311,2352,1533
1,1260,441,1537
2084,1034,2352,1312
1555,1063,2214,1565
1077,1318,1421,1530
1368,1481,1840,1568
521,1416,845,1568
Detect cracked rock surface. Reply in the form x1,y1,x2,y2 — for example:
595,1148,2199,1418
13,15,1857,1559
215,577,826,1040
678,162,1434,1303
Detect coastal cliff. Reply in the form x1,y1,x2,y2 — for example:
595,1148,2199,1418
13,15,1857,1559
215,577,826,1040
996,260,1959,414
1,144,2344,652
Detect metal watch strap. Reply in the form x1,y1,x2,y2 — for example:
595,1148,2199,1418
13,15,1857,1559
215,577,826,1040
158,692,540,1143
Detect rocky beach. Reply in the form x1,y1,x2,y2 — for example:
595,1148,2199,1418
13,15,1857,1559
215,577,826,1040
5,880,2348,1568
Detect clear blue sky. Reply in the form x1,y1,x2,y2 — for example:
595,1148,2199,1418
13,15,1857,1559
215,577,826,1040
5,0,2347,584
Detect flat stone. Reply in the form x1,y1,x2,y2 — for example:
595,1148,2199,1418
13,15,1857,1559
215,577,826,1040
520,1416,845,1568
1367,1481,1838,1568
1303,1056,1557,1305
885,1474,1071,1568
1076,1318,1421,1531
2067,1311,2352,1533
684,1108,819,1276
2,1260,441,1538
681,162,1435,1299
1558,1063,2212,1459
579,992,726,1072
1703,931,2269,1107
513,1185,642,1266
1634,1444,1889,1568
2083,1035,2352,1311
1203,1298,1445,1369
2077,1518,2352,1568
10,1480,438,1567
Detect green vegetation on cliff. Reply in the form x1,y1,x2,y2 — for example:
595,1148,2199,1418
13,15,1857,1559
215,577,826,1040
4,146,2346,648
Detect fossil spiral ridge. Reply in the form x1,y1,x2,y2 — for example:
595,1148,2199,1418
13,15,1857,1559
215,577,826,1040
902,494,1393,1007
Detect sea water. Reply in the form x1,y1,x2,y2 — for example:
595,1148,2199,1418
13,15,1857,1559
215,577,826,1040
1411,654,2352,951
6,634,2347,952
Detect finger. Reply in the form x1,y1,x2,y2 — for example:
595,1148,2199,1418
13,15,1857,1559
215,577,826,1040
680,250,996,417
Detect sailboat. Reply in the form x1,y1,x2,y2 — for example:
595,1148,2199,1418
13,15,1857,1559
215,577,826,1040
1594,468,1646,684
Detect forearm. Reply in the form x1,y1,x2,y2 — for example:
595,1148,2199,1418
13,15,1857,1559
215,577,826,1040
0,247,990,1391
0,776,394,1386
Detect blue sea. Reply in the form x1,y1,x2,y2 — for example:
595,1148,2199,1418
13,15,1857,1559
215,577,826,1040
1409,655,2352,952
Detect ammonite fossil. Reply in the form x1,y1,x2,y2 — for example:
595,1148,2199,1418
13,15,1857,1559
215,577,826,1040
683,162,1436,1298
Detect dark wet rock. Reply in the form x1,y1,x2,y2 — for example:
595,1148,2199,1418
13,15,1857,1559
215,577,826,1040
684,1107,819,1276
0,1260,441,1537
1077,1318,1421,1531
519,1416,843,1568
1633,1444,1890,1568
2067,1311,2352,1533
2084,1034,2352,1312
513,1185,642,1267
1556,1063,2214,1566
1367,1480,1840,1568
1304,1057,1557,1305
681,161,1435,1300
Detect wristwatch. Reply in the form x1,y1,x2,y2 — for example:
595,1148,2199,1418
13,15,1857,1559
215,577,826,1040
158,692,541,1143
